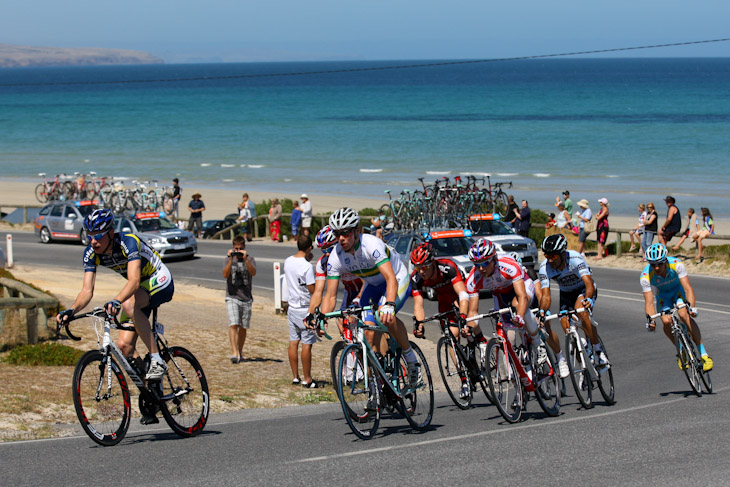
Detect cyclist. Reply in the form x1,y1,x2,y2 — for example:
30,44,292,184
537,233,608,371
316,207,420,388
466,238,559,376
641,243,712,371
56,209,173,382
410,242,471,398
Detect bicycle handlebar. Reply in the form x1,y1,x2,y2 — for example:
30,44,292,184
57,307,136,341
465,306,513,322
541,307,590,322
649,302,687,320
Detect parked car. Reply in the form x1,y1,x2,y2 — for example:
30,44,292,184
34,200,99,244
202,213,240,239
115,211,197,260
467,213,539,278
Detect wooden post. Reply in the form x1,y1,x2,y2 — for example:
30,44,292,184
26,305,38,344
616,232,622,257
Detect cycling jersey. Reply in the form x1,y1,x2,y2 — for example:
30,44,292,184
315,253,363,308
466,254,535,300
640,257,687,310
83,233,173,298
539,250,591,292
410,258,464,313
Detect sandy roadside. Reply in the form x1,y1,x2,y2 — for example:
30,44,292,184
0,263,440,440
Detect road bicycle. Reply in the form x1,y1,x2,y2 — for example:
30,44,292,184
649,302,712,396
543,307,615,409
469,307,560,423
35,173,74,203
315,305,434,440
58,307,209,446
415,307,494,409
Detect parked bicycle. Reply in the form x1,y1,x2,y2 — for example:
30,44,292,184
543,307,615,409
35,173,75,203
648,302,712,396
469,307,560,423
315,305,434,440
58,307,209,446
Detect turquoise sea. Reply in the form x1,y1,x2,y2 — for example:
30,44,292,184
1,58,729,216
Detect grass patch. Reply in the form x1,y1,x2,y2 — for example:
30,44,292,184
219,395,235,403
4,342,84,366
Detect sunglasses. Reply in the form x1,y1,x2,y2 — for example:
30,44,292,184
87,231,108,242
476,260,495,269
414,263,432,271
334,227,356,238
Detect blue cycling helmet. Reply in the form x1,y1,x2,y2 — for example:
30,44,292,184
645,243,668,264
84,209,115,233
316,225,337,251
468,238,497,263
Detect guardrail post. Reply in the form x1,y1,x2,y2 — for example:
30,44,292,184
265,217,271,237
273,261,282,314
6,234,13,268
23,206,28,224
616,232,622,257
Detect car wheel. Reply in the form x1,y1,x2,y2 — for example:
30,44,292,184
40,227,52,244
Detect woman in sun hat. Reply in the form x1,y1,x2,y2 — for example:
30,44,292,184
575,199,592,256
596,198,610,259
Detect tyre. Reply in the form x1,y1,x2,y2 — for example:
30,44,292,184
159,346,210,437
39,226,52,244
35,183,48,203
595,333,616,404
675,330,701,396
72,350,131,446
400,341,434,431
98,184,113,207
566,332,593,409
473,341,496,405
337,344,380,440
486,338,523,423
494,192,509,218
329,340,347,399
532,344,560,416
437,337,471,409
63,181,76,200
85,185,97,200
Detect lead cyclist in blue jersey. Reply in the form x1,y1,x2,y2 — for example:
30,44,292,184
56,209,174,381
641,243,712,371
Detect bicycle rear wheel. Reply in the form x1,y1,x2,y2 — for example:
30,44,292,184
566,332,593,409
436,336,472,409
159,346,210,437
474,341,496,405
486,338,523,423
330,340,347,398
35,183,48,203
675,329,701,396
72,350,131,446
532,345,560,416
595,333,616,404
400,341,434,431
337,344,380,440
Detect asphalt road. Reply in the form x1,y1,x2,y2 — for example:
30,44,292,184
2,230,730,485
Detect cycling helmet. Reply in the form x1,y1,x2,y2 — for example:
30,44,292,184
541,234,568,255
508,251,523,264
84,208,114,233
329,207,360,230
410,242,435,265
316,225,337,250
645,243,668,264
468,238,497,263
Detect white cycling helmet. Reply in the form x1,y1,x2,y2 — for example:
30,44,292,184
329,207,360,230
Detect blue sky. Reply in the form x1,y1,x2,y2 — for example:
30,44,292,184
3,1,728,62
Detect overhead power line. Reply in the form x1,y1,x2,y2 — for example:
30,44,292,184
1,37,729,87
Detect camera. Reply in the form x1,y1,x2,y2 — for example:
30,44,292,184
231,251,244,258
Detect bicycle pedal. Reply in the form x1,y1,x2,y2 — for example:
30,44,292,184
140,415,159,425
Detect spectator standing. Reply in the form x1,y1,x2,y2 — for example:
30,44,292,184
290,201,302,238
283,235,317,388
300,194,313,237
575,199,592,256
691,207,715,262
642,203,659,257
672,208,698,251
237,193,254,242
629,203,647,252
555,202,570,229
517,200,531,237
187,192,205,238
507,194,520,229
556,190,574,226
223,236,257,363
269,198,282,242
659,195,681,245
596,198,610,259
171,178,182,220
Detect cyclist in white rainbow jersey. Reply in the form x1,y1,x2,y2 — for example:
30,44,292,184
641,243,712,371
317,208,419,387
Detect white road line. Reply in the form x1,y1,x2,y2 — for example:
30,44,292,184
292,386,729,463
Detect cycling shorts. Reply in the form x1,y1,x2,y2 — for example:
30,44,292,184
559,284,597,311
118,281,175,323
360,278,411,324
656,286,686,312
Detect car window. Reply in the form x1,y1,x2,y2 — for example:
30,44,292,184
77,205,98,217
64,206,77,218
431,237,473,257
472,220,515,236
50,205,63,217
135,217,177,232
393,237,411,255
39,205,52,216
120,219,133,232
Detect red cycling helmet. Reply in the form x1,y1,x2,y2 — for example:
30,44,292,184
410,242,435,266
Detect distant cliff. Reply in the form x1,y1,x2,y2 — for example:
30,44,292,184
0,44,163,68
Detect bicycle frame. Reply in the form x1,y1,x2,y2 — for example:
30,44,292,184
545,307,599,381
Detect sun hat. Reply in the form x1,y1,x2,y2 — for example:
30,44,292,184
301,193,308,199
598,198,609,205
192,191,201,197
577,199,590,209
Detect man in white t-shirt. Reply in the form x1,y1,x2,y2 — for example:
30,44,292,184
300,194,313,237
283,235,318,388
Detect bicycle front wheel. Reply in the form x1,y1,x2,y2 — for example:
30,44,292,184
675,329,702,396
159,346,210,437
532,345,560,417
437,336,472,409
72,350,131,446
337,344,380,440
486,338,523,423
595,333,616,404
35,183,48,203
400,341,434,431
566,332,593,409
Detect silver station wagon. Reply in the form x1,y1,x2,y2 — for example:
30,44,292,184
115,211,197,260
34,200,99,244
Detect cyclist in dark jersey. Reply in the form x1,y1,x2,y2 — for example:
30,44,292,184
56,209,174,381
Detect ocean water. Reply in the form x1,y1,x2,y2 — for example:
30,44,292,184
1,58,729,216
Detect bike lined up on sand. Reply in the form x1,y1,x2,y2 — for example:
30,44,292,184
315,305,434,440
58,307,209,446
649,302,712,396
543,307,615,409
